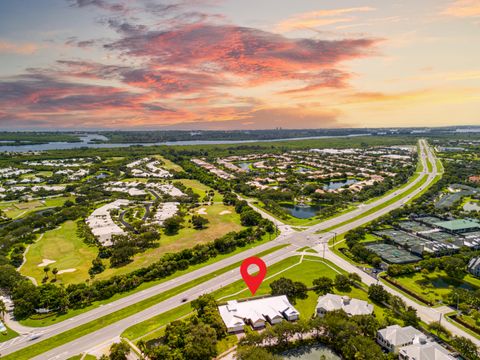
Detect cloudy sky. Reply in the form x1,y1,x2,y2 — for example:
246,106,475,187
0,0,479,130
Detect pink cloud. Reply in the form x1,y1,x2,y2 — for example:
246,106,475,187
441,0,480,17
0,40,40,55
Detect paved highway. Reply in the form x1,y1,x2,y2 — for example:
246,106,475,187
3,140,475,359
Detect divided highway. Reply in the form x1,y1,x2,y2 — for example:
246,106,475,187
3,140,474,360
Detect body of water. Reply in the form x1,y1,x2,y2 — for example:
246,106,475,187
463,201,480,211
281,203,321,219
0,133,371,152
237,162,253,171
323,179,357,190
295,166,313,173
282,344,340,360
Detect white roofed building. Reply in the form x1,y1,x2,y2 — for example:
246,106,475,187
86,199,130,246
399,340,456,360
377,325,424,353
316,294,373,317
218,296,299,333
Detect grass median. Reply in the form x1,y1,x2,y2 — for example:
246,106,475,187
3,244,289,360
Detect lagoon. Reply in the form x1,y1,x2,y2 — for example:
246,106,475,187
0,134,371,152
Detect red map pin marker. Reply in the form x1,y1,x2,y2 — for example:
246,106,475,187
240,256,267,295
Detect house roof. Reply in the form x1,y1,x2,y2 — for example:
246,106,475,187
378,325,423,346
218,295,299,329
399,341,456,360
316,294,373,316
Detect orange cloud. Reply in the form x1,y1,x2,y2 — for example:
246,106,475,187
275,7,375,32
0,40,39,55
441,0,480,17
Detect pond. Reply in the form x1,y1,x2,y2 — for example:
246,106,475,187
430,277,476,291
323,179,357,190
295,166,312,173
282,344,340,360
237,162,253,171
281,203,321,219
463,201,480,211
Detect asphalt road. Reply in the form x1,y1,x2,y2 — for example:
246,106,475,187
4,140,475,359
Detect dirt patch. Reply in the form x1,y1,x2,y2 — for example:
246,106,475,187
219,210,232,215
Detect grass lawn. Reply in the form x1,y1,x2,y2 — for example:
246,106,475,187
7,245,286,360
0,196,74,219
152,155,184,172
96,203,243,280
66,355,96,360
393,270,480,304
176,178,223,202
20,220,98,285
0,325,19,342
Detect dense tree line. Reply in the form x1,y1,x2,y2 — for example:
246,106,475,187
139,294,226,360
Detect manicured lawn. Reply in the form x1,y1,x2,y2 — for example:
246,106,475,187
152,155,184,172
20,220,98,285
0,196,74,219
176,178,223,202
96,203,243,280
6,245,286,360
393,270,480,304
0,325,19,342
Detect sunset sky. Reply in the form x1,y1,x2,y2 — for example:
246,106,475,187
0,0,479,130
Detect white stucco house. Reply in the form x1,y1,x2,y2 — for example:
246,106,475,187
316,294,373,317
218,296,300,333
377,325,424,353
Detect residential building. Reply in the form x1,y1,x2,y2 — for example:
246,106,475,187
468,257,480,277
376,325,424,353
399,340,456,360
218,296,299,333
316,294,373,317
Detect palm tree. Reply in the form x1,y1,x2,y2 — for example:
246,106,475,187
43,266,50,283
0,299,6,321
52,268,58,282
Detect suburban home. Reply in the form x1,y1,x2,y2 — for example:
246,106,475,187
399,338,456,360
377,325,424,353
468,257,480,277
218,296,300,333
316,294,373,317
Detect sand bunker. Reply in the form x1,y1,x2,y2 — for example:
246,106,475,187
57,268,76,274
219,210,232,215
197,207,207,215
37,259,56,267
